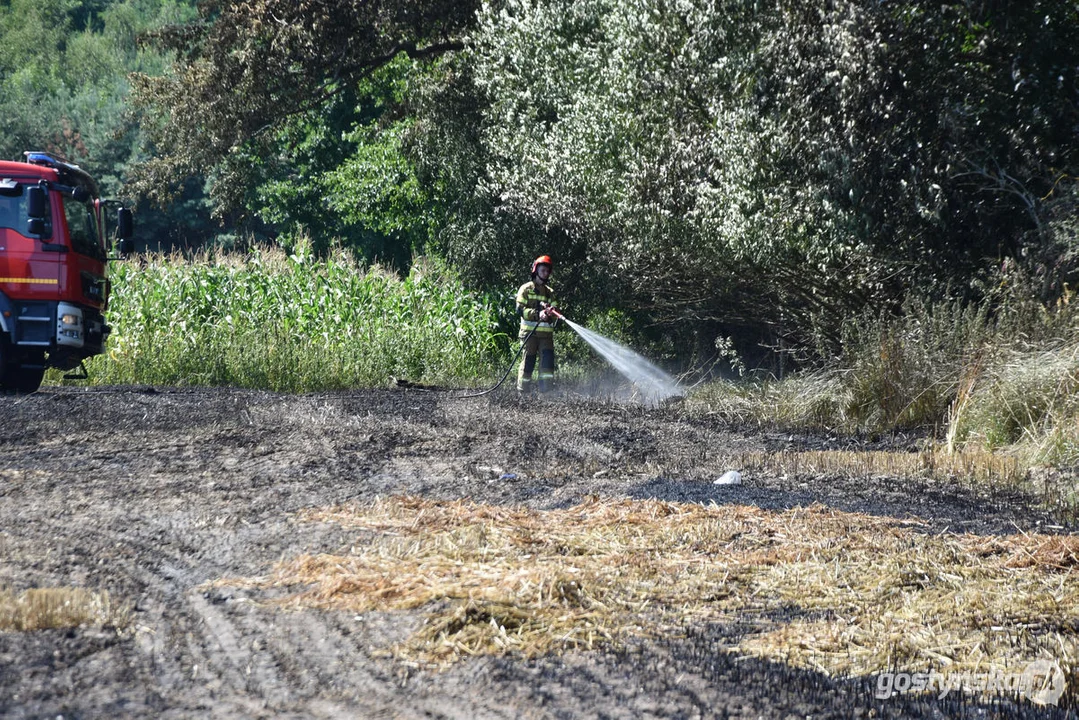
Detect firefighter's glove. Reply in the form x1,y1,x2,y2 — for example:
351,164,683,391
539,308,554,322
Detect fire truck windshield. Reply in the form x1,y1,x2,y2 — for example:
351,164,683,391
0,183,55,238
0,189,32,233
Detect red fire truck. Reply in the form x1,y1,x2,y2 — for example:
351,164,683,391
0,152,133,394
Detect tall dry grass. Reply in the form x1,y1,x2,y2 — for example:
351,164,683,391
694,298,1079,456
691,296,1079,518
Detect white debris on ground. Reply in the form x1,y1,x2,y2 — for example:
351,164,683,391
714,470,742,486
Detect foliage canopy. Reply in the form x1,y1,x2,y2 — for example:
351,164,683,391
92,0,1079,358
128,0,478,217
437,0,1079,356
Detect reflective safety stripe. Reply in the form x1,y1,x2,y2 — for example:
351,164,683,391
517,284,555,303
516,281,557,336
0,277,58,285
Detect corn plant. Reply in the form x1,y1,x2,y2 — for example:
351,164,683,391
85,249,511,391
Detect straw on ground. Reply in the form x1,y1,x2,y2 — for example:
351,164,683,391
0,587,126,631
220,495,1078,698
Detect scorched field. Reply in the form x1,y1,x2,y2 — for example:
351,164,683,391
0,386,1075,719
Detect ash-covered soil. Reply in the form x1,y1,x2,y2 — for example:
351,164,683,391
0,385,1071,719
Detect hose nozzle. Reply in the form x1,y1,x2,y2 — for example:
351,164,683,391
540,303,564,322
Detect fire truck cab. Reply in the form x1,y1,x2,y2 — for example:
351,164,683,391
0,152,133,394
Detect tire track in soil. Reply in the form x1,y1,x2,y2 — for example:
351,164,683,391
0,388,532,718
0,386,1072,719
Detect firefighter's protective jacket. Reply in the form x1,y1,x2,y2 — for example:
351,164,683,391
516,280,557,338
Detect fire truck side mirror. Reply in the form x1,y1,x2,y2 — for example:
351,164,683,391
27,186,46,218
26,186,47,235
116,207,134,255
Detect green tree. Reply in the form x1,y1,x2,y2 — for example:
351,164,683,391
427,0,1079,357
243,57,439,266
0,0,214,251
127,0,1079,361
129,0,479,220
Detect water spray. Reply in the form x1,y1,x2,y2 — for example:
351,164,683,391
457,306,683,402
546,307,683,403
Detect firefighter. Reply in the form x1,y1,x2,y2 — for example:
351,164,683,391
516,255,559,393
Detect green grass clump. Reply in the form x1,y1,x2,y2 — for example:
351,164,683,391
947,342,1079,462
838,301,990,431
82,248,511,391
691,297,1079,469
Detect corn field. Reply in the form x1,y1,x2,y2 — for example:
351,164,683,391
86,249,512,391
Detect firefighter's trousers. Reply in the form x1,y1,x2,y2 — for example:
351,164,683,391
518,331,555,393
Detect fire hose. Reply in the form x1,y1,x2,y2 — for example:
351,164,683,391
455,304,563,398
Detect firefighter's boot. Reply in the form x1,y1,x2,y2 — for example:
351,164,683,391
537,348,555,393
518,353,537,393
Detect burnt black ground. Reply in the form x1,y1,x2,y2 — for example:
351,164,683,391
0,385,1073,719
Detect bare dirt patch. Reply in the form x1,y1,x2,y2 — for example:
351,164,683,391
0,385,1074,718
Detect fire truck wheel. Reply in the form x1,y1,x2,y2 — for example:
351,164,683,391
2,366,45,394
0,339,44,394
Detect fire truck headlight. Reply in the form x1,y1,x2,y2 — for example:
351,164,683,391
56,303,86,347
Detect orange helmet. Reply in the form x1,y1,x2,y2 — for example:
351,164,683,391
531,255,553,275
